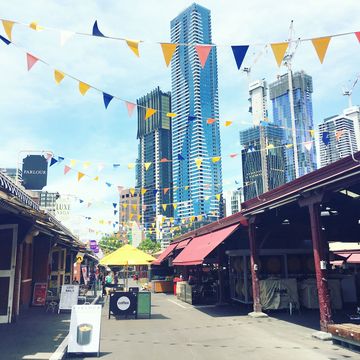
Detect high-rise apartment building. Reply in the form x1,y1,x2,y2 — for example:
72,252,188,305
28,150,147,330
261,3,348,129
269,71,317,182
343,106,360,148
223,189,242,217
170,3,223,220
248,79,268,125
136,87,173,237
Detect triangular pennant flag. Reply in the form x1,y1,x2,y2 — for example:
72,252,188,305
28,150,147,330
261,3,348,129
64,165,71,175
311,37,331,64
270,42,289,67
195,158,203,169
355,32,360,43
231,45,249,70
137,215,142,221
162,204,167,212
125,101,136,117
178,154,185,161
163,188,169,195
190,216,195,222
0,34,11,45
29,22,42,31
212,156,221,163
195,45,212,68
215,194,221,201
207,118,216,124
113,163,120,168
79,82,91,95
224,121,233,127
58,156,65,163
184,186,189,190
103,92,114,109
335,130,344,141
266,144,275,150
129,188,135,196
322,131,330,145
83,161,91,169
78,172,85,181
79,199,84,204
129,214,134,220
126,39,140,57
229,153,238,158
117,186,124,193
166,112,177,118
160,158,169,163
145,108,156,120
92,20,105,37
50,158,58,167
54,70,65,84
153,189,158,196
132,204,137,211
144,162,152,171
70,159,77,167
122,203,128,209
114,210,118,216
113,203,117,209
188,115,196,121
173,203,178,209
160,43,177,67
309,129,315,138
27,53,39,71
304,141,313,151
141,188,147,195
98,163,105,172
93,176,99,181
60,30,74,46
87,203,92,208
142,205,147,211
2,20,14,41
127,163,135,169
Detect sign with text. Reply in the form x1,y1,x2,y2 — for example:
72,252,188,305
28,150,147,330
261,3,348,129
55,195,71,221
68,305,102,355
22,155,48,190
32,283,47,306
59,284,79,312
109,291,137,319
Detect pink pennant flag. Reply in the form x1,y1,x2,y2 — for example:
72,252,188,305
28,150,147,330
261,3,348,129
45,152,53,161
64,165,71,175
355,32,360,43
142,205,147,211
27,53,39,71
229,153,238,158
195,45,212,68
125,101,136,117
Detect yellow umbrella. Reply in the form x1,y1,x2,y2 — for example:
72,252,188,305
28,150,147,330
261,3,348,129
99,244,155,266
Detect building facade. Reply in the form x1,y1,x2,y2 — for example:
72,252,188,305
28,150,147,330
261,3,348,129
269,71,317,182
170,3,223,220
136,87,173,240
223,189,242,217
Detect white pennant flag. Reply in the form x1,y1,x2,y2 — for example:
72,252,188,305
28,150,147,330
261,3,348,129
60,30,75,46
304,141,313,151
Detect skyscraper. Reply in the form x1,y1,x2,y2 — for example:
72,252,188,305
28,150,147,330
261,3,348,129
170,3,222,220
269,71,317,182
136,87,173,238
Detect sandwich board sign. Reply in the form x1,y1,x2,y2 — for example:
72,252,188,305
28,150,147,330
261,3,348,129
68,304,102,356
58,284,79,313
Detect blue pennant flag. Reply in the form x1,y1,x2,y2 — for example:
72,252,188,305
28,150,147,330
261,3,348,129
153,189,158,196
79,199,84,203
113,163,120,168
106,182,112,187
114,210,118,215
178,154,185,161
57,156,65,163
103,92,114,109
188,115,196,121
50,158,58,167
231,45,249,70
115,221,119,224
0,34,11,45
92,20,105,37
322,131,330,146
113,203,117,208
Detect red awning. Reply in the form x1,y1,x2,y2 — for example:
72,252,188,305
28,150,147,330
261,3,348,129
172,224,239,266
152,243,177,265
175,238,191,250
347,253,360,264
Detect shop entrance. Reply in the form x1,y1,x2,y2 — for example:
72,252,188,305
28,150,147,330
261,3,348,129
48,247,66,296
0,225,18,324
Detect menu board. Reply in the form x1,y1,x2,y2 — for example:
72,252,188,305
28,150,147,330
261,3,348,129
67,305,102,355
59,284,79,312
32,283,47,306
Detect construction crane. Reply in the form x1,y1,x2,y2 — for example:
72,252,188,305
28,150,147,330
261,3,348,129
342,75,359,107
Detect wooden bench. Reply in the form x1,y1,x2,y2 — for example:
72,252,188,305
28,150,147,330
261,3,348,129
328,323,360,352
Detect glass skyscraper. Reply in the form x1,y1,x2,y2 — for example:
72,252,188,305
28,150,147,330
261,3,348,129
170,3,222,219
269,71,317,182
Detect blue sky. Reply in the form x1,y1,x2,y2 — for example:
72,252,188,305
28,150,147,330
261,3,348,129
0,0,359,239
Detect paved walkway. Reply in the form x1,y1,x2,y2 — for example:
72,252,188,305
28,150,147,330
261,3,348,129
78,293,356,360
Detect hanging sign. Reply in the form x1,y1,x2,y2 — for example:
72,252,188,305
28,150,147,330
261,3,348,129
67,304,102,355
22,155,48,190
32,282,47,306
59,284,79,312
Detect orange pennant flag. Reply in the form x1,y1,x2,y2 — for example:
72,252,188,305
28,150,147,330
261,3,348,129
335,130,344,141
195,45,212,68
270,42,289,67
207,118,216,124
145,108,156,120
79,81,91,95
160,43,177,67
2,20,14,40
54,70,65,84
312,37,331,64
163,188,169,195
126,39,140,57
78,172,85,181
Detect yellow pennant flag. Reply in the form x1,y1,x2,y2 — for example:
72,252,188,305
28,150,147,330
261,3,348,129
151,223,155,228
93,176,99,181
173,203,177,209
144,162,152,171
184,186,189,190
266,144,274,150
198,215,203,221
285,144,293,149
122,203,128,209
127,163,135,169
166,112,177,118
270,42,289,67
215,194,221,201
170,217,174,223
162,204,167,211
54,70,65,84
145,108,156,120
309,129,315,138
138,215,142,221
29,21,43,31
126,39,140,57
130,188,135,196
190,216,195,222
132,204,137,211
2,20,14,40
212,156,221,163
160,43,177,67
141,188,147,195
129,214,134,220
70,159,77,167
195,158,203,169
78,172,85,181
83,161,91,169
224,121,233,127
79,81,91,95
312,37,331,64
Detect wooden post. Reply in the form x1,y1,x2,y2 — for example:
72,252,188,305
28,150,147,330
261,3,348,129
249,216,262,313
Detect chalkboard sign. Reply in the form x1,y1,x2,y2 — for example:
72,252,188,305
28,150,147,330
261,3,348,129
109,291,137,319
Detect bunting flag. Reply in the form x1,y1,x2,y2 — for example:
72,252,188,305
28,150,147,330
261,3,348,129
231,45,249,70
178,154,185,161
188,115,196,121
125,101,136,117
162,204,167,211
207,118,216,124
309,129,315,138
54,70,65,84
195,158,203,169
70,159,77,167
113,163,120,168
215,194,221,201
151,223,155,228
29,21,43,31
312,37,331,64
50,158,58,166
190,216,195,222
153,189,158,196
224,121,233,127
270,42,289,67
144,162,152,171
127,163,135,169
322,131,330,145
92,20,105,37
60,30,74,46
117,185,124,193
27,53,39,71
132,204,137,211
64,165,71,175
114,210,118,215
2,20,14,41
129,214,134,220
166,112,177,118
304,141,313,151
335,130,344,141
173,203,177,210
45,153,53,160
113,203,117,208
137,215,142,221
195,45,212,68
83,161,91,169
129,188,135,196
184,186,189,190
356,32,360,43
103,92,114,109
58,156,64,163
79,81,91,95
141,188,147,195
266,144,274,150
0,34,11,45
79,199,84,204
93,176,99,181
212,156,221,163
160,43,177,67
163,188,169,195
126,39,140,57
78,172,85,181
142,205,147,211
229,153,238,158
122,203,128,209
145,108,156,119
285,144,293,149
160,157,169,162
